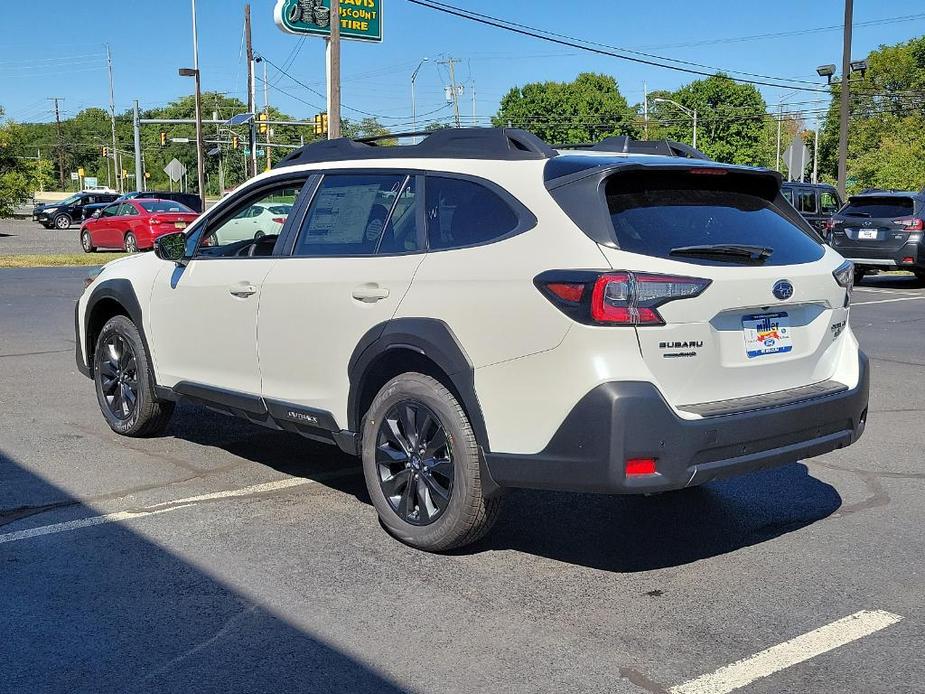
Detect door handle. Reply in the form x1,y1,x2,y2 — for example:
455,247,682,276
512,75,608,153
229,283,258,298
352,284,390,303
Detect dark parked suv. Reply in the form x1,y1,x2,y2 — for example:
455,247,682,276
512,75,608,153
781,182,842,236
828,190,925,283
83,191,202,218
33,191,119,229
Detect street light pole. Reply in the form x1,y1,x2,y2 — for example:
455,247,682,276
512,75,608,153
411,58,428,139
837,0,854,198
653,98,697,149
190,0,206,210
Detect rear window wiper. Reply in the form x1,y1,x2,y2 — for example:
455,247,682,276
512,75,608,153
669,244,774,263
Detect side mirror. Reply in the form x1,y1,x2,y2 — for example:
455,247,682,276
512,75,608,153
154,232,189,265
91,210,102,219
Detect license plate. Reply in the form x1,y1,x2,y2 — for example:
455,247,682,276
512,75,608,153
858,229,878,239
174,221,187,229
743,312,793,358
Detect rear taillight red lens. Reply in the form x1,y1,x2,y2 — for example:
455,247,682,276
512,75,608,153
536,270,711,326
895,218,924,232
149,216,163,225
824,219,835,231
272,217,287,224
625,458,657,476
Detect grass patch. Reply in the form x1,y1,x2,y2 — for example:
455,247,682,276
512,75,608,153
0,253,129,268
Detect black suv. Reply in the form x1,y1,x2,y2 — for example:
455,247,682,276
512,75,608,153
33,191,120,229
83,191,203,219
781,182,842,235
828,190,925,283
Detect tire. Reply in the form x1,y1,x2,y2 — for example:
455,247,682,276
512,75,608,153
93,315,174,437
53,214,71,230
361,372,502,552
254,230,265,239
80,230,96,253
124,232,138,253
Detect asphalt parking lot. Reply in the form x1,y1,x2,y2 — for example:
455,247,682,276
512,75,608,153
0,217,89,256
1,267,923,693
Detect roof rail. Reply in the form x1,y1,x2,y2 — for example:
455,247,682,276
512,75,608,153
274,127,557,168
556,136,711,161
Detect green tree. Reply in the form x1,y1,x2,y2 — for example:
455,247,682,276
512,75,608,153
819,35,925,192
0,107,52,216
646,74,769,165
493,72,639,144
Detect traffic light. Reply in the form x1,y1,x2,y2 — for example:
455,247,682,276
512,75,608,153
159,131,167,146
314,112,328,136
102,146,109,157
258,112,268,135
231,134,239,150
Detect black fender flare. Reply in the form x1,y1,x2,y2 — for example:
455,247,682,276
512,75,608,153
347,318,491,453
82,278,151,378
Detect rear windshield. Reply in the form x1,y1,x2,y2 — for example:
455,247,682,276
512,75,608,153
606,173,824,266
842,196,914,219
139,200,193,213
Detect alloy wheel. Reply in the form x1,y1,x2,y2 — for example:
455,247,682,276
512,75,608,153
98,334,139,420
81,232,92,251
376,400,454,526
54,215,69,229
125,234,137,253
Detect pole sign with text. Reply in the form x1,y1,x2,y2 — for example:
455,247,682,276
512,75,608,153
274,0,382,42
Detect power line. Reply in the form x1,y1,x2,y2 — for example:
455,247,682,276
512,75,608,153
407,0,925,99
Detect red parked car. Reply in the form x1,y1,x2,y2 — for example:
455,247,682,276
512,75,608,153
80,198,200,253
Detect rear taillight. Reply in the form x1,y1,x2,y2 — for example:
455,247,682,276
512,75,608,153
272,217,287,224
824,219,835,232
536,270,711,326
150,216,163,225
895,218,924,232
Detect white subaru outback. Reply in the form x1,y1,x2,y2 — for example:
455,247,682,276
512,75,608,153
75,128,869,551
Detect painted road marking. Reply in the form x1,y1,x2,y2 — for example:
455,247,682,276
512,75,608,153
668,610,903,694
0,476,337,545
853,295,925,306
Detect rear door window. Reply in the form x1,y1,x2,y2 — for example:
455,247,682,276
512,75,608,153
796,189,817,214
820,191,841,214
605,173,824,266
842,196,914,219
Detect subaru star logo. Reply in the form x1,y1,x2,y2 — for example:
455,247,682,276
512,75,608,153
863,220,873,227
772,280,794,301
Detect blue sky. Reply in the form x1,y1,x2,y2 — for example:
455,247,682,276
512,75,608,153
2,0,924,128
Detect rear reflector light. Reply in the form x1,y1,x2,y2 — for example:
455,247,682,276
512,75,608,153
546,282,585,302
536,270,711,326
625,458,657,476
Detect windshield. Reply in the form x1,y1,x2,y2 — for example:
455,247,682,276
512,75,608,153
139,200,193,213
56,194,82,206
842,196,914,219
606,173,824,266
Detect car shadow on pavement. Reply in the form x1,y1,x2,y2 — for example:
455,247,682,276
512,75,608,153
465,463,842,573
0,448,405,694
857,274,924,289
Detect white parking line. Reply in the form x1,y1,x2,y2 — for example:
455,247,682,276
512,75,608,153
668,610,903,694
852,296,925,306
0,476,322,545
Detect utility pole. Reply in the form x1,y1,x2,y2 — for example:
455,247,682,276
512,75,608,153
643,82,649,139
837,0,854,198
245,4,258,175
326,0,342,139
775,100,783,172
133,100,143,192
438,57,462,127
262,58,271,168
191,0,206,208
106,45,121,193
49,97,65,189
471,81,476,125
813,126,820,184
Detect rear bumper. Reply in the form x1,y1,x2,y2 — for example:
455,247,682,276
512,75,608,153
485,352,869,494
838,240,924,271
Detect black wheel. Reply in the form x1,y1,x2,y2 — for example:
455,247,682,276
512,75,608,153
254,230,265,239
80,230,96,253
853,268,866,286
53,214,71,230
124,232,138,253
361,372,501,552
93,315,174,437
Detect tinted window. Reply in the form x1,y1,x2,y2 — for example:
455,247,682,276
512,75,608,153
842,196,914,219
118,203,139,216
606,175,824,266
797,190,817,214
426,177,518,250
100,204,120,218
294,174,408,257
139,200,193,213
820,191,840,214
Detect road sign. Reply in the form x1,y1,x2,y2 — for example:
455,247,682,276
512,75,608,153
783,135,811,182
70,172,79,181
274,0,383,42
171,137,191,144
84,177,98,188
164,158,187,183
77,167,85,177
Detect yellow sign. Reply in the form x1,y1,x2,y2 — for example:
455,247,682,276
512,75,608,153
77,167,85,177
